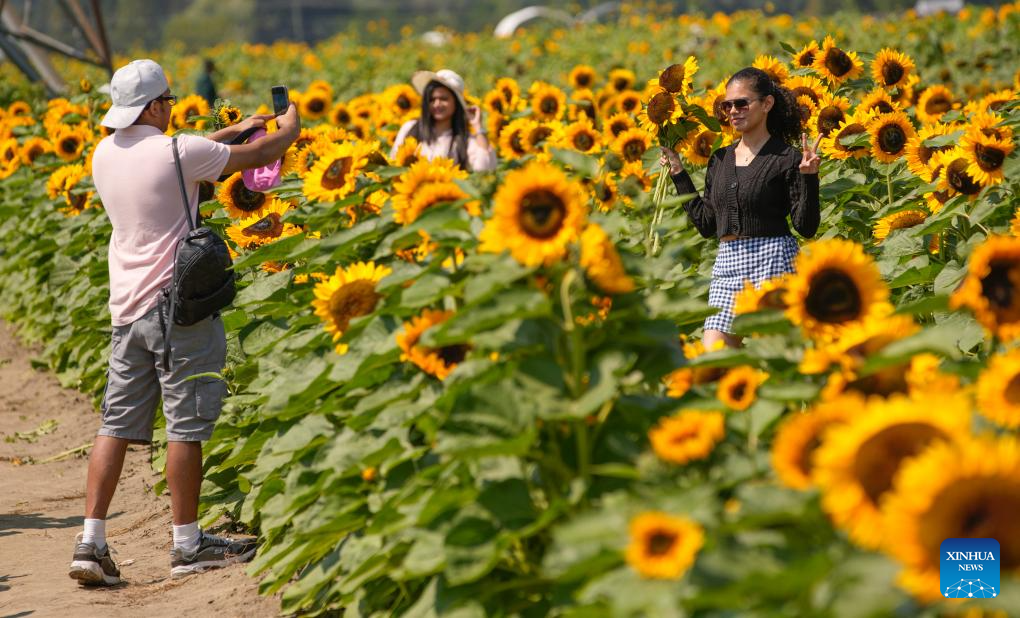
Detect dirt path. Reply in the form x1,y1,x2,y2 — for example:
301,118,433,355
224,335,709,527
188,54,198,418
0,322,280,618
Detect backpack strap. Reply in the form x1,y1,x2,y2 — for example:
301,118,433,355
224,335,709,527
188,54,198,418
171,136,195,231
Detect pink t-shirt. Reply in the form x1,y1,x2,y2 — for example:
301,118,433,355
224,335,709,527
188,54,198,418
92,125,230,326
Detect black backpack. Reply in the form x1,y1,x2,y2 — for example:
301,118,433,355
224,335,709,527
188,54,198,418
161,136,236,370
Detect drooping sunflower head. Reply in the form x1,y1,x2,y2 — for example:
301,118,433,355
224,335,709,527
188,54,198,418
873,209,927,242
950,235,1020,341
814,391,972,550
812,36,864,85
218,172,268,219
396,309,468,380
608,68,636,93
801,314,920,377
479,161,587,267
968,110,1013,142
624,511,705,580
302,140,375,203
657,56,699,95
868,112,915,163
960,130,1014,187
915,85,955,125
528,81,567,121
883,436,1020,602
568,64,597,90
313,261,391,354
648,410,726,465
871,48,915,89
224,198,299,252
771,395,856,490
752,55,790,86
402,181,471,224
784,239,892,341
579,223,634,295
392,136,421,167
613,127,653,163
716,366,768,411
978,88,1016,114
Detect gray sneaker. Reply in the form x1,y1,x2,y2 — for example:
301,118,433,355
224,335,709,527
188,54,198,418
170,532,257,579
69,534,121,586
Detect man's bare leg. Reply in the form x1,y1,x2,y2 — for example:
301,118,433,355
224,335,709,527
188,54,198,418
85,435,130,519
166,441,202,525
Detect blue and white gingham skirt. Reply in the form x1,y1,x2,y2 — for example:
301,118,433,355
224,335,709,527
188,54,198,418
704,235,799,333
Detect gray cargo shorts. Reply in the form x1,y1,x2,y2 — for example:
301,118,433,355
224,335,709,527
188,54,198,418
99,294,227,443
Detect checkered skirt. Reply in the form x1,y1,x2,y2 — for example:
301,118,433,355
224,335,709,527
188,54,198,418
704,235,799,333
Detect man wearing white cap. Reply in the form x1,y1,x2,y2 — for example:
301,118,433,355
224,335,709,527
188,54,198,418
68,59,300,586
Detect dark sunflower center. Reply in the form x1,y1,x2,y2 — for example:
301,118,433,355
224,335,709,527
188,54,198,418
870,100,895,115
510,131,527,155
60,138,79,154
729,381,748,403
295,137,315,151
796,435,823,476
26,145,43,161
792,86,820,105
490,98,504,113
824,47,853,77
573,132,595,151
798,51,816,67
397,95,412,110
925,94,952,116
847,363,910,397
69,192,88,211
596,182,614,202
540,96,559,115
613,77,630,91
242,213,283,239
1004,374,1020,406
817,107,845,137
529,127,553,147
878,124,907,154
797,102,813,123
975,143,1005,172
647,92,675,125
946,159,981,195
500,87,514,102
519,189,567,239
805,269,863,323
328,279,381,333
321,157,354,190
922,478,1020,569
437,343,469,366
855,424,946,504
307,98,325,113
610,121,629,137
659,64,687,93
881,61,905,86
980,262,1020,312
623,138,646,162
621,97,639,113
335,110,351,124
836,124,867,152
231,182,266,212
647,530,677,556
760,289,787,309
695,134,714,158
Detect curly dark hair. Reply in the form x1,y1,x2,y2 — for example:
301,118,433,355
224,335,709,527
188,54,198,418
727,67,803,146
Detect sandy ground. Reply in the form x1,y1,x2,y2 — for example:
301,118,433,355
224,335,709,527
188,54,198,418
0,322,280,618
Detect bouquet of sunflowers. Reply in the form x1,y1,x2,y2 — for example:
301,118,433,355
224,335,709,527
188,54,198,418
640,57,711,151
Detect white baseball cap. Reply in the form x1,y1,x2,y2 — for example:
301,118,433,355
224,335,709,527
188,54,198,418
100,59,170,129
411,69,469,112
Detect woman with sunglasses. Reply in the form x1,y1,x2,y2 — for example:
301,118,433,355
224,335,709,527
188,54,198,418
660,66,821,349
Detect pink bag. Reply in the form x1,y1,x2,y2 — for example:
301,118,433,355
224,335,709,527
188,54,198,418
241,129,282,191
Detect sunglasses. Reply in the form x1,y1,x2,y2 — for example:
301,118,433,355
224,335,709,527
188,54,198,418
719,97,761,113
149,94,177,107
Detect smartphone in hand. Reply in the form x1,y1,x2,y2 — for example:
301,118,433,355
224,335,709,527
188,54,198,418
271,85,290,116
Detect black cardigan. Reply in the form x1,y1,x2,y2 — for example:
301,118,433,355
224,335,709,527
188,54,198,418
670,136,820,239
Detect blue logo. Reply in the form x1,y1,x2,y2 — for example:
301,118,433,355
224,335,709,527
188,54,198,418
940,538,1000,599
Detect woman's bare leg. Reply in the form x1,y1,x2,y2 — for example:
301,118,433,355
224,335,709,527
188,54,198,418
704,329,744,349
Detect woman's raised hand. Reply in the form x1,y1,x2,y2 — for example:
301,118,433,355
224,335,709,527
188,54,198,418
466,105,483,131
799,132,822,174
659,146,683,175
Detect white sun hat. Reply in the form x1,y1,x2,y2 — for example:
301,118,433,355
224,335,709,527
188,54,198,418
411,69,469,112
100,59,170,129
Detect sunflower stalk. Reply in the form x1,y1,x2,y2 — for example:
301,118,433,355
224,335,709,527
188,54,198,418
646,163,670,256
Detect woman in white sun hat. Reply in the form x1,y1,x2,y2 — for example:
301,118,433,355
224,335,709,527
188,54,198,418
389,69,497,171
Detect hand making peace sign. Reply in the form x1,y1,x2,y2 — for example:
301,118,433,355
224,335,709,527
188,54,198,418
799,132,823,175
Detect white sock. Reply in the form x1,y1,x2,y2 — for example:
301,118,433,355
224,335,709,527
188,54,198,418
172,521,201,552
82,518,106,550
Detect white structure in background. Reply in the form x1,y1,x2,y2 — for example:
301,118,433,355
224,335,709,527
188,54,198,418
914,0,964,16
421,30,452,47
494,3,622,38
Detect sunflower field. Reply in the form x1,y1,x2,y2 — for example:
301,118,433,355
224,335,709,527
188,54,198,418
2,2,1020,616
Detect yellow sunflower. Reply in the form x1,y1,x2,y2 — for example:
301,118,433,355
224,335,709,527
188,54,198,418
384,83,420,119
649,410,725,465
857,88,899,116
799,314,920,376
784,75,828,108
525,121,564,154
819,112,872,160
217,106,243,127
0,138,19,170
951,236,1020,341
392,157,468,224
579,224,634,295
479,161,587,267
871,49,915,89
933,147,984,198
396,309,468,380
299,90,331,121
612,127,653,164
625,512,704,580
791,40,820,69
752,55,790,85
637,90,684,135
656,56,699,96
607,68,636,93
784,239,892,341
960,130,1014,186
20,137,50,166
495,77,521,108
811,94,852,139
968,110,1013,142
568,64,597,90
559,118,602,154
217,172,268,219
977,88,1015,114
770,395,857,490
391,136,421,168
915,85,955,125
716,366,768,411
529,81,567,121
733,274,789,315
45,163,85,200
812,36,864,85
405,181,473,223
51,124,92,162
486,112,509,145
883,436,1020,603
905,122,956,181
868,112,915,163
482,90,508,116
568,88,598,123
171,94,209,130
313,261,391,355
498,117,532,160
224,198,300,252
682,129,725,167
329,101,353,126
814,391,971,550
975,349,1020,428
873,209,927,242
604,112,636,142
590,174,620,212
302,140,375,203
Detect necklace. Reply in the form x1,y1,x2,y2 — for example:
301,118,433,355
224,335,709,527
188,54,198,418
738,137,768,164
